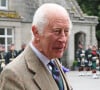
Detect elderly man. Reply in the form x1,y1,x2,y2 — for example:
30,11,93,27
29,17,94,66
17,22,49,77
5,43,18,64
0,3,72,90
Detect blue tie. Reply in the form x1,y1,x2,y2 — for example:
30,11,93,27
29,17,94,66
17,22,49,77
49,60,64,90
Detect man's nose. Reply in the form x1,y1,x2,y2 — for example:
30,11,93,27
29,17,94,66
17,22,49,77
58,32,68,42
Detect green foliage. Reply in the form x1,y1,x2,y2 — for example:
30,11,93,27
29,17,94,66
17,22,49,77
72,60,78,70
72,60,78,67
76,0,100,46
77,0,100,20
96,30,100,40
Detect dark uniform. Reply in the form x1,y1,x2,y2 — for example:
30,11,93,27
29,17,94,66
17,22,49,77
91,49,97,70
76,48,85,70
97,48,100,71
91,46,98,78
85,48,92,70
5,44,18,65
76,43,86,76
18,43,26,55
5,50,18,65
0,47,6,72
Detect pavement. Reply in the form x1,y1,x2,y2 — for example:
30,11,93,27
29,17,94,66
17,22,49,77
66,71,100,90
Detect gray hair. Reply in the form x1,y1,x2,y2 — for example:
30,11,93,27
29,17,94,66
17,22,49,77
32,3,72,35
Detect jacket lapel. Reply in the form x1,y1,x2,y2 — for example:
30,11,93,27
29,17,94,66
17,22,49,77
24,45,58,90
55,59,73,90
33,65,58,90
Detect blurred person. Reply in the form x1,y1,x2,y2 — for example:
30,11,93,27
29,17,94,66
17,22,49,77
18,43,26,55
0,45,6,72
5,43,18,65
91,45,98,79
76,43,85,76
0,3,72,90
85,45,92,75
97,48,100,71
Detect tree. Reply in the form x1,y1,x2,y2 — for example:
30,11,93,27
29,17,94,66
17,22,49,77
77,0,100,47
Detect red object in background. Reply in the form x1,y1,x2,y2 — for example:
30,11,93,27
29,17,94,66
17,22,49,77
92,69,96,73
79,67,84,71
92,50,96,55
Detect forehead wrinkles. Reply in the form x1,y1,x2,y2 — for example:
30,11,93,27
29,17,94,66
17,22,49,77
47,15,69,28
44,8,70,28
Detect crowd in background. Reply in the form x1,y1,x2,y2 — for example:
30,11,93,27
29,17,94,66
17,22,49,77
75,44,100,79
0,43,69,74
1,42,100,79
0,43,26,72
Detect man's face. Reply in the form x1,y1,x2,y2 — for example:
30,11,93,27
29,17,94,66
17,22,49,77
10,45,15,51
33,14,70,59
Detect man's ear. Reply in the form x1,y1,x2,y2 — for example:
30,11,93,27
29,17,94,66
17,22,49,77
32,26,39,37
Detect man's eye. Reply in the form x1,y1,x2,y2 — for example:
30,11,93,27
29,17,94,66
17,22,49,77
64,30,69,33
52,28,69,35
53,29,60,34
53,28,60,31
54,30,60,32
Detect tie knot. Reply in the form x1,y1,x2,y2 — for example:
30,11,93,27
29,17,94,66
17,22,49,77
48,60,60,75
48,60,55,67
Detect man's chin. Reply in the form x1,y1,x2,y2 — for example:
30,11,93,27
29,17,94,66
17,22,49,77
55,54,63,58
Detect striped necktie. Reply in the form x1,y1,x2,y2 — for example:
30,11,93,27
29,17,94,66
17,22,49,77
48,60,64,90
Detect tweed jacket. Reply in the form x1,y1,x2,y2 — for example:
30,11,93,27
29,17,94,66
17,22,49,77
0,45,72,90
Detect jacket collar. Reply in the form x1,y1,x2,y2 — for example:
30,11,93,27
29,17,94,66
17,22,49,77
24,45,58,90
